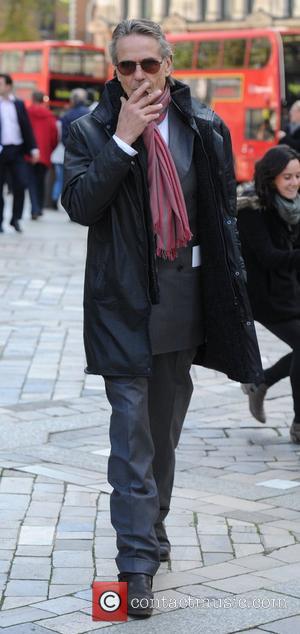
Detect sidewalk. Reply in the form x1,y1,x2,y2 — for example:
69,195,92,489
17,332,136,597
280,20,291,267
1,197,300,633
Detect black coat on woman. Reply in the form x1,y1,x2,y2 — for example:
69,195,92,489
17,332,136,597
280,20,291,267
237,193,300,325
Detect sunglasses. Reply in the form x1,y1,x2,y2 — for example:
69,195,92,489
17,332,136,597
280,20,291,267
116,58,163,76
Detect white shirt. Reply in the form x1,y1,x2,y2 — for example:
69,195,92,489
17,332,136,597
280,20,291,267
113,111,169,155
0,94,23,146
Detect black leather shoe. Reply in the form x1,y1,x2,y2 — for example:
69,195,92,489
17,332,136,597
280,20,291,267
10,220,22,233
155,521,171,561
118,572,153,618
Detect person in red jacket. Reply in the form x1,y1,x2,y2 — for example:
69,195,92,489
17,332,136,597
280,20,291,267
27,91,58,219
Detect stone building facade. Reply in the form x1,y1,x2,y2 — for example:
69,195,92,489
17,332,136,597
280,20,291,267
72,0,300,47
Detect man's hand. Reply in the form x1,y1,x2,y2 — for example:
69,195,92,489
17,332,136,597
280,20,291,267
115,81,163,146
31,149,40,164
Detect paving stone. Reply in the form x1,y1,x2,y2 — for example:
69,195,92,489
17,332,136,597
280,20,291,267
1,597,46,610
32,596,91,614
10,559,51,580
189,562,250,580
5,581,49,596
51,568,93,584
38,612,110,633
259,615,300,633
0,625,53,633
203,573,267,593
49,585,91,598
18,527,55,546
53,551,93,567
0,606,53,628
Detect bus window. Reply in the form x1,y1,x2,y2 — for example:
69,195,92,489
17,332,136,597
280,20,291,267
282,34,300,73
210,76,242,100
197,41,220,69
249,38,271,68
0,51,23,73
282,34,300,104
223,39,246,68
24,50,42,73
83,51,106,78
50,48,82,74
173,42,194,69
176,76,242,107
246,108,276,140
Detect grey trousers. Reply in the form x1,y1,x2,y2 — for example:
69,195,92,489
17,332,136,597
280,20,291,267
104,348,196,575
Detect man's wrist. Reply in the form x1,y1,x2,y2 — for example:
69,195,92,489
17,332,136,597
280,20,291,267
113,134,137,156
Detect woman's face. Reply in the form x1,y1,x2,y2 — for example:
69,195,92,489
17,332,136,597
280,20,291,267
274,159,300,200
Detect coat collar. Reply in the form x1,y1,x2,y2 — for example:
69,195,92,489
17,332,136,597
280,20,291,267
91,77,195,129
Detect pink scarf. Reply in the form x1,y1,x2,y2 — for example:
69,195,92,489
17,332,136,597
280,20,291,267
142,85,192,261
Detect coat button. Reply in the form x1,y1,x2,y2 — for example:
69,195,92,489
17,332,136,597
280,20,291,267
177,264,184,272
106,124,111,129
226,219,232,224
131,160,135,166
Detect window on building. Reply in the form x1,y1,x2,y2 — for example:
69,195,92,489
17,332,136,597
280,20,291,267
293,0,300,16
140,0,152,18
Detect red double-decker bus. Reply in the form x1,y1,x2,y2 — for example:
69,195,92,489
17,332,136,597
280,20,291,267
0,40,107,114
167,28,300,181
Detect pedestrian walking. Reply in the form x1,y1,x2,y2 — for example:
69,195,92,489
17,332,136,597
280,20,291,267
27,91,58,219
278,100,300,152
0,73,39,232
61,88,89,147
238,145,300,440
49,120,64,210
62,18,262,618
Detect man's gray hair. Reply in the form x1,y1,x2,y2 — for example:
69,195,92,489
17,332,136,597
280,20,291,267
70,88,87,105
291,100,300,112
109,19,173,65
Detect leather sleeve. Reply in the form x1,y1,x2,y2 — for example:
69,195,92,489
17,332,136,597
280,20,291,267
61,121,134,226
212,113,237,217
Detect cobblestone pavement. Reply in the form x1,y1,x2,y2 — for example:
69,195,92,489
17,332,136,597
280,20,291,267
1,196,300,633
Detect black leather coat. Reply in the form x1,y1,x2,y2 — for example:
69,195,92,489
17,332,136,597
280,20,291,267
62,78,263,383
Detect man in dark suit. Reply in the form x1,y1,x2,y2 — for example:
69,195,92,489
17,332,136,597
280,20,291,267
0,73,39,232
62,19,263,618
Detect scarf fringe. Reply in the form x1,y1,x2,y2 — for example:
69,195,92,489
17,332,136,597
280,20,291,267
156,232,193,261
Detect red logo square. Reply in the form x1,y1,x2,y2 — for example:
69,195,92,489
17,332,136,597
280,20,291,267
92,581,128,621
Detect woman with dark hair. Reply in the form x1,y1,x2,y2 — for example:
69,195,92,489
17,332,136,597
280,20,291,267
238,145,300,441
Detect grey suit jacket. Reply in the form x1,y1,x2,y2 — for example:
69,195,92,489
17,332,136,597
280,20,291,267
149,104,204,355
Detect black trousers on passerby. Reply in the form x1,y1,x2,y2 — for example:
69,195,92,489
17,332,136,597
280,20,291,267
28,163,47,217
263,319,300,422
0,145,28,225
104,348,196,575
